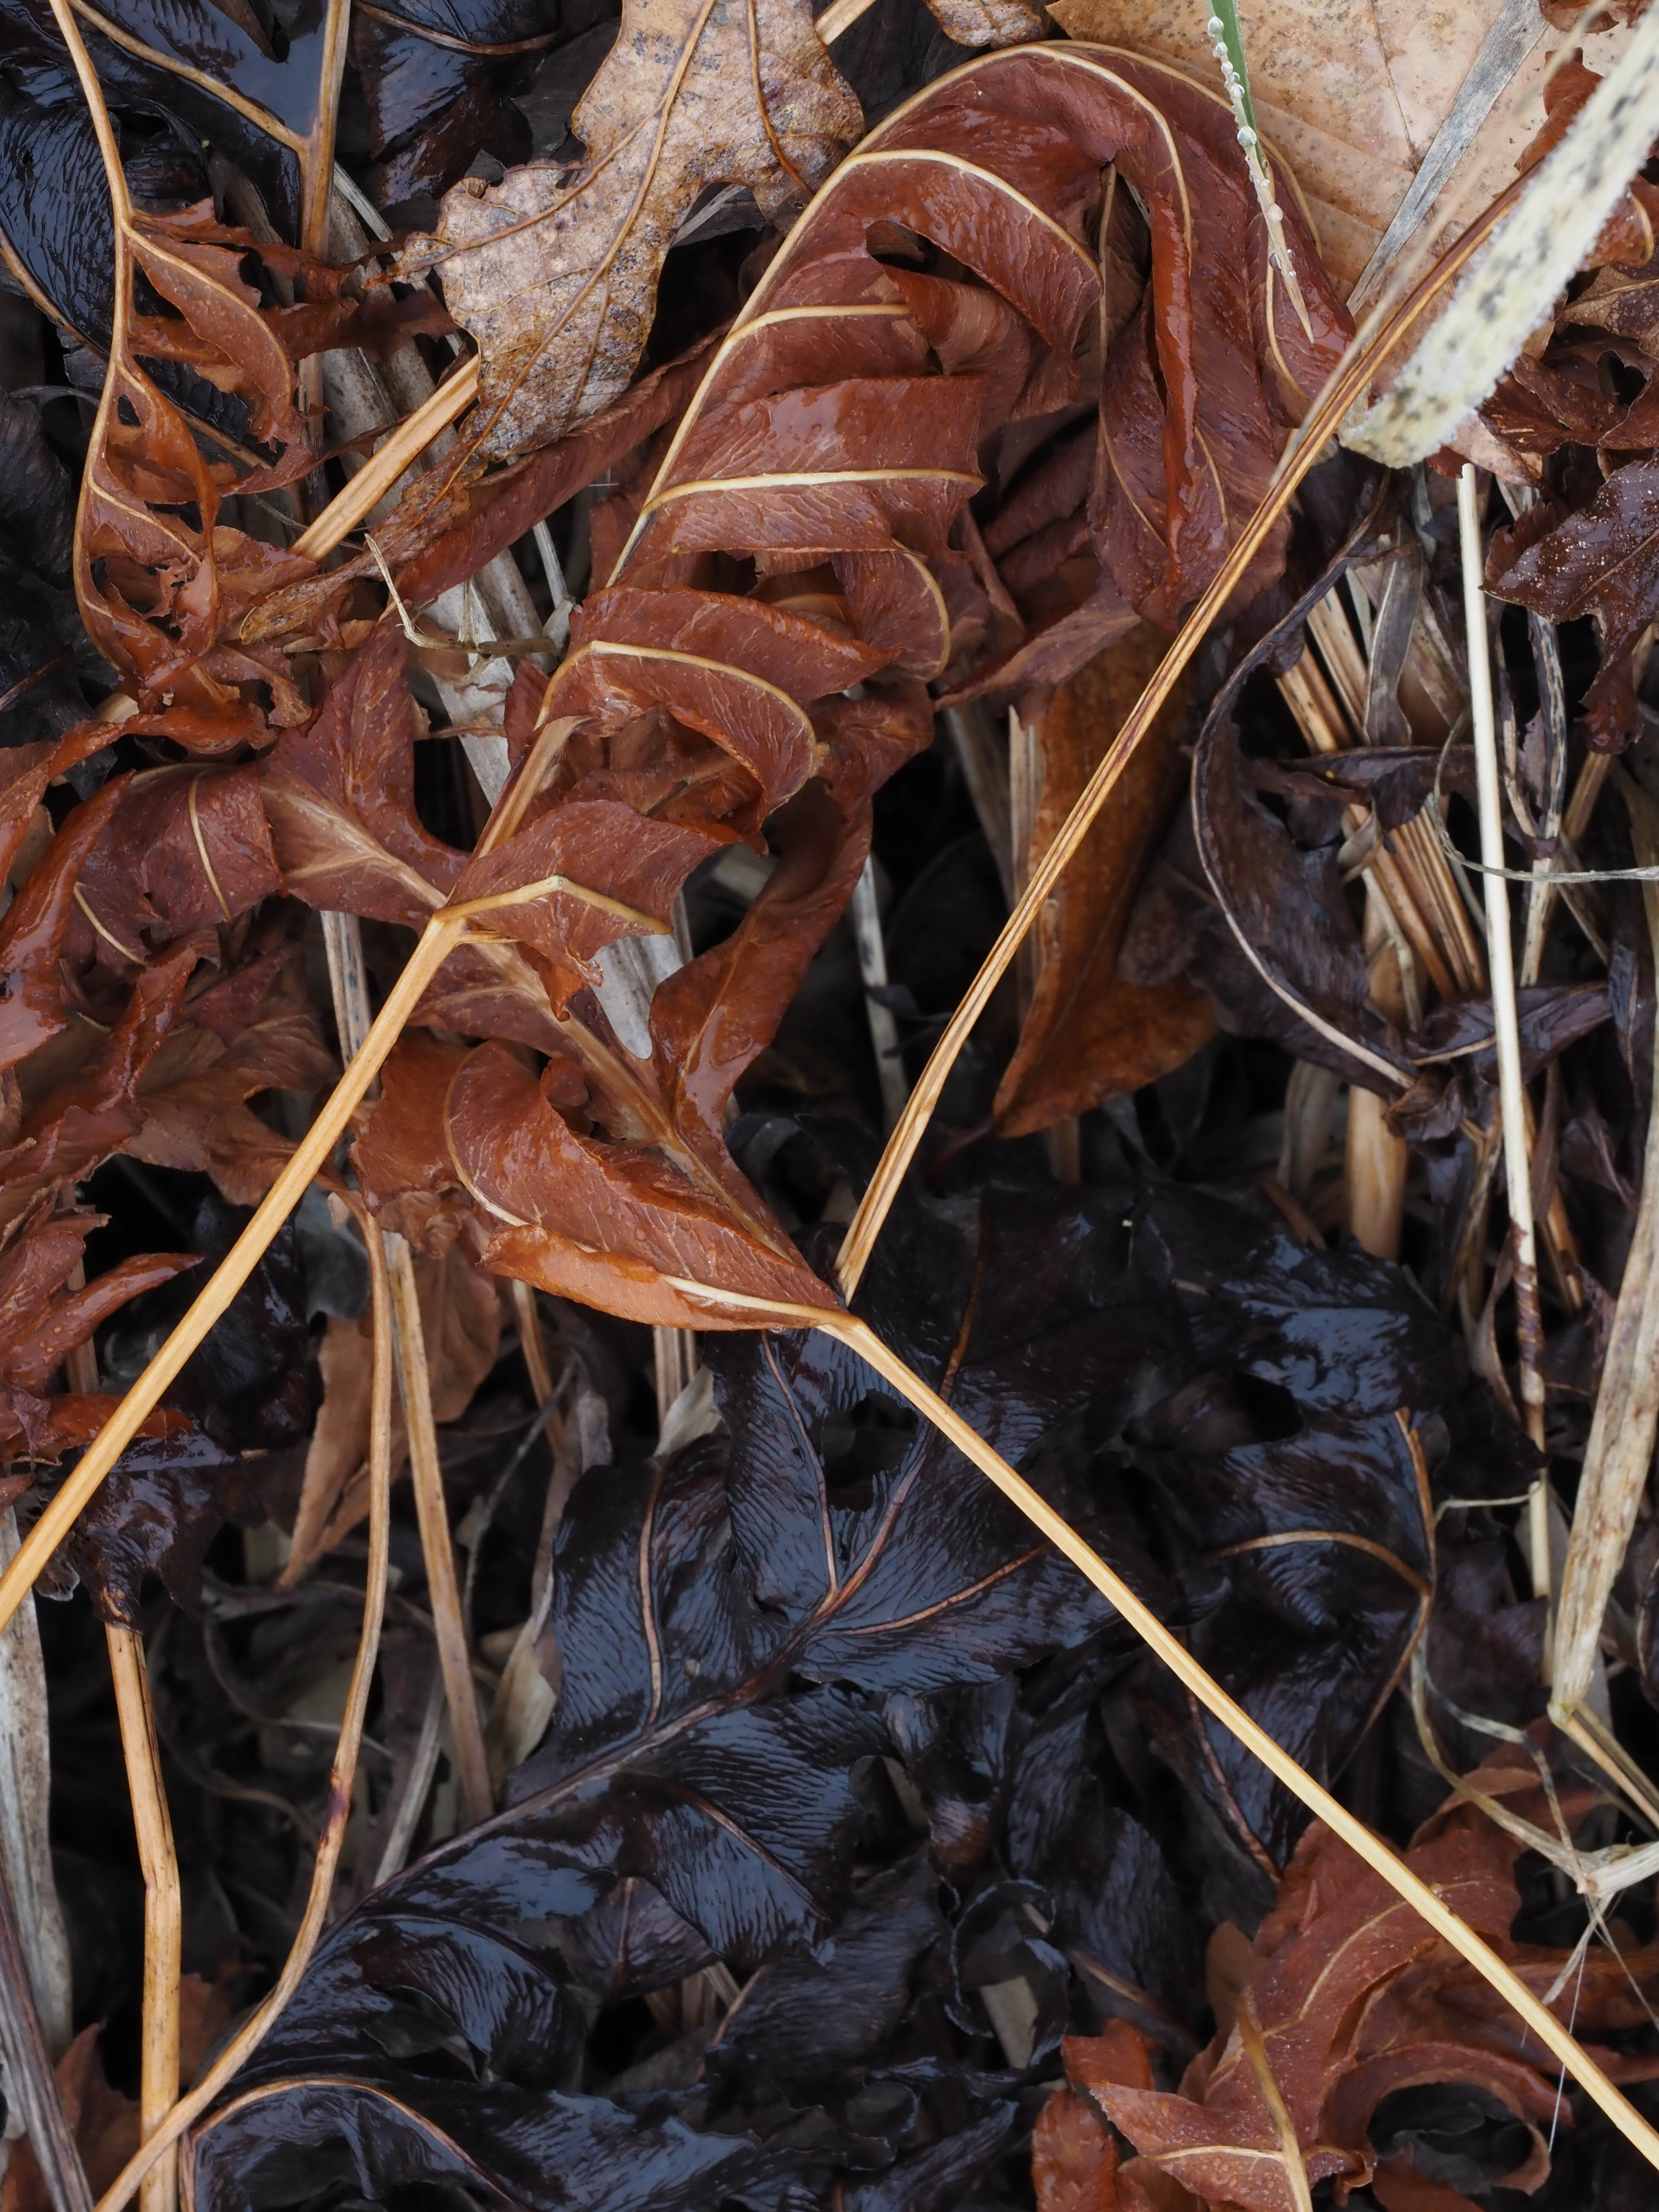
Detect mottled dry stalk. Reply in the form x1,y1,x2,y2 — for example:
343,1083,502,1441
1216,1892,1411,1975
1345,876,1411,1259
835,175,1527,1300
849,858,907,1132
385,1234,492,1828
105,1630,181,2212
0,1510,72,2061
1458,468,1550,1600
0,1854,90,2212
511,1278,555,1403
94,1215,394,2212
653,1329,700,1430
1551,777,1659,1816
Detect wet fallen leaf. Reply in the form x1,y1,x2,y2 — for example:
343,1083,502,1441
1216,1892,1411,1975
1058,1749,1659,2211
996,628,1217,1136
403,0,866,458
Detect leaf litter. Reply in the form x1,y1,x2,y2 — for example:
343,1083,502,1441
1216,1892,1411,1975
4,3,1659,2211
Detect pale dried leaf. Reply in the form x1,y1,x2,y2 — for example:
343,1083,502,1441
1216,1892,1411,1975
1051,0,1632,297
407,0,864,458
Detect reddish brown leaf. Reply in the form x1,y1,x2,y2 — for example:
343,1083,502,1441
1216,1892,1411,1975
427,1038,832,1329
995,629,1217,1136
126,941,337,1203
260,620,465,929
0,1196,194,1461
0,780,128,1073
64,763,282,984
1033,2090,1121,2212
1078,1758,1646,2212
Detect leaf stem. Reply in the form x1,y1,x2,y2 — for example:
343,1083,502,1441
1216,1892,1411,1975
385,1235,493,1826
0,911,465,1646
815,1309,1659,2175
290,364,481,564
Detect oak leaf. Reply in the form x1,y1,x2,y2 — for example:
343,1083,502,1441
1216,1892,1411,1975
405,0,866,458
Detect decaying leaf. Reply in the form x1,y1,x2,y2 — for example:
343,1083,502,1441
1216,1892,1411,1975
1048,1746,1659,2212
355,42,1349,1327
996,627,1217,1136
0,1198,192,1464
405,0,866,458
282,1241,502,1580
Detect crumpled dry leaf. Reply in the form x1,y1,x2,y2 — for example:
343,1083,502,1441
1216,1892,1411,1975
1049,1746,1659,2212
0,1196,193,1464
1049,0,1607,300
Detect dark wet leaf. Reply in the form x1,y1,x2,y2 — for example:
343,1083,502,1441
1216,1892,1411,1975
189,1182,1190,2206
51,1422,264,1627
1486,454,1659,749
352,0,577,207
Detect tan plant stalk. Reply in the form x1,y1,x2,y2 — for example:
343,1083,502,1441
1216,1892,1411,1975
0,1851,90,2212
323,908,492,1825
297,0,352,259
0,913,433,1635
1551,772,1659,1819
0,864,664,1637
1458,466,1550,1597
94,1210,394,2212
105,1630,181,2212
833,171,1528,1301
385,1237,493,1826
0,174,1530,1637
511,1279,556,1402
64,1314,179,2209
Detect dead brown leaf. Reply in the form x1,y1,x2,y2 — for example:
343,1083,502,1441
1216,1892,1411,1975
995,629,1217,1136
404,0,866,458
282,1242,501,1580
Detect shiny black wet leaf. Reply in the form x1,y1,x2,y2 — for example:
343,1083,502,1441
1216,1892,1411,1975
105,1194,312,1452
0,68,253,443
353,0,589,207
191,1183,1189,2211
0,391,88,747
52,1423,264,1627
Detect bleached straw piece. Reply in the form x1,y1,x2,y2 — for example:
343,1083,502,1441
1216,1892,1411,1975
1458,466,1550,1599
